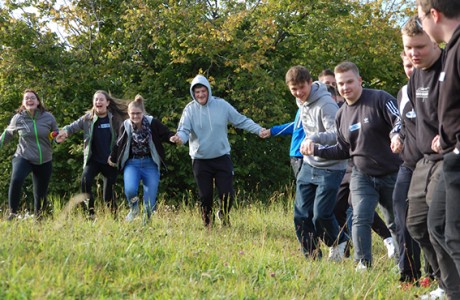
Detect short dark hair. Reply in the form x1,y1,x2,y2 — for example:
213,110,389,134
192,83,207,92
318,69,335,80
417,0,460,18
285,66,312,85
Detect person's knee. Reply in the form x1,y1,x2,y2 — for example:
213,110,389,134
444,222,460,252
406,220,428,242
10,176,24,186
124,187,138,200
352,211,373,226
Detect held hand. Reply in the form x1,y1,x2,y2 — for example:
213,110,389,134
300,139,315,156
56,130,68,143
170,134,183,145
107,156,117,168
390,134,403,153
431,135,441,153
259,128,271,139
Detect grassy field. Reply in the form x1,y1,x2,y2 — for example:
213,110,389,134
0,193,433,299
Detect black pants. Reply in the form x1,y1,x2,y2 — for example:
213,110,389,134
408,159,460,297
81,159,118,214
290,156,303,179
192,155,234,225
429,160,460,298
392,165,421,281
9,156,52,215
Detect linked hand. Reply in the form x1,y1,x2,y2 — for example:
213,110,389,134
431,135,441,153
259,128,271,139
170,134,183,145
300,139,315,156
55,130,68,143
107,156,117,168
390,134,403,153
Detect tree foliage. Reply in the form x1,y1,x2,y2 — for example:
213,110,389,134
0,0,412,208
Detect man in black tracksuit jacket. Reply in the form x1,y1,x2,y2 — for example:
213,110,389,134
417,0,460,284
402,15,460,299
302,61,401,269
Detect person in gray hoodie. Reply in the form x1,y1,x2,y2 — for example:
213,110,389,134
285,66,348,261
0,89,59,219
170,74,265,227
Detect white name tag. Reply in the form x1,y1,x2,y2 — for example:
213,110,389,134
439,72,445,82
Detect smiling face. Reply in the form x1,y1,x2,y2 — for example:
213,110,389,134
22,91,40,113
128,106,144,126
93,92,110,117
193,86,209,105
288,80,312,104
335,70,363,104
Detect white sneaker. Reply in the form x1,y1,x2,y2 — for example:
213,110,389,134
125,205,140,222
420,287,445,300
328,241,347,262
355,261,368,272
384,237,395,259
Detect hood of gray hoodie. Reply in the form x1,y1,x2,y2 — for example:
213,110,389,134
190,74,213,105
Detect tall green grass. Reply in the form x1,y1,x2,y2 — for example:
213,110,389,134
0,192,432,299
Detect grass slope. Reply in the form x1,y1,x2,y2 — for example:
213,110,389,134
0,195,432,299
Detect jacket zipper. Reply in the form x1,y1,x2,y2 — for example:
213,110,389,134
32,115,43,164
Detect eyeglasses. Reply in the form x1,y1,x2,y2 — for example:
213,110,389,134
24,96,37,100
416,12,429,29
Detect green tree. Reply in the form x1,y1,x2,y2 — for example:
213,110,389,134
0,0,412,210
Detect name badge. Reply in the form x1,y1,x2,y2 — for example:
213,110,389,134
349,122,361,132
439,72,445,82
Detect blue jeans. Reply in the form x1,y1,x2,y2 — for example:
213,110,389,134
350,167,397,265
123,157,160,212
294,162,346,257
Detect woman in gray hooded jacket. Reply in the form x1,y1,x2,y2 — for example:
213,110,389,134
0,89,59,219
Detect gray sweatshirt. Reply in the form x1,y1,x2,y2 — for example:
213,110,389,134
176,75,262,159
298,82,347,170
0,110,58,164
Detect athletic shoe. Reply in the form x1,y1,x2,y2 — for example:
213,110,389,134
420,287,445,300
328,241,347,262
355,260,368,272
384,237,396,258
125,205,140,222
